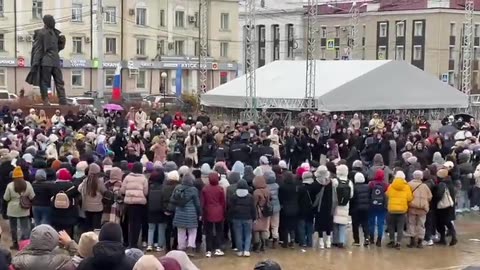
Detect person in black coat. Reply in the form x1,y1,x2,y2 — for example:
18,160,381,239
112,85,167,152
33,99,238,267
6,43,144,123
278,172,299,248
433,170,458,246
146,169,167,252
78,222,136,270
0,155,14,218
50,169,80,237
297,172,315,247
312,165,334,248
350,172,370,246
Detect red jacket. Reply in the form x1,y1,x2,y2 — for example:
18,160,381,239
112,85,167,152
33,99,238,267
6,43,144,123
173,112,185,128
201,173,226,222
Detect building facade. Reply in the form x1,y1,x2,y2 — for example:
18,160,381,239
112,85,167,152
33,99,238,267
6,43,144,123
238,0,305,73
0,0,240,97
306,0,480,94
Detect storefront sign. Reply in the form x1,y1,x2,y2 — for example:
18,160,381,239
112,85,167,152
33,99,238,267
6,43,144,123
0,58,17,66
103,62,121,68
69,59,89,68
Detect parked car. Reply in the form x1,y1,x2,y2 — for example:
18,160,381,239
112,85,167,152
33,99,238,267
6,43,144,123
0,91,18,100
66,97,95,106
143,95,182,107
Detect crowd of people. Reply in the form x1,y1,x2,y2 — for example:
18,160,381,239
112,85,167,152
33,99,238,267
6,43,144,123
0,105,477,269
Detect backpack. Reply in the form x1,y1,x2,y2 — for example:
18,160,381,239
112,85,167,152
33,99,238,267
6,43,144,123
259,196,274,217
52,186,75,209
336,179,351,206
171,187,190,207
370,182,386,207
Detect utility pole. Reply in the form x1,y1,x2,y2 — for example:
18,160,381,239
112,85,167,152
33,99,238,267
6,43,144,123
243,0,257,121
462,0,474,111
349,1,360,60
96,0,104,104
305,0,318,109
199,0,208,94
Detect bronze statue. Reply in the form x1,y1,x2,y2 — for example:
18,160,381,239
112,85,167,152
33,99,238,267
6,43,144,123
26,15,67,105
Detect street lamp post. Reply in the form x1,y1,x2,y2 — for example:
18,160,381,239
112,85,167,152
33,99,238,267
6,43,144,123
161,72,168,109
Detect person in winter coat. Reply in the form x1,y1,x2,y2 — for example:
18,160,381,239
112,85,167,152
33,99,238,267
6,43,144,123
150,135,169,164
102,167,124,224
164,251,199,270
162,171,180,251
201,173,226,257
434,169,457,246
31,169,53,226
350,172,370,246
244,166,255,187
77,222,136,270
228,179,256,257
312,165,334,249
332,165,354,248
184,128,202,166
46,134,59,160
71,231,99,268
456,152,474,213
386,176,413,249
170,173,202,256
368,169,389,247
252,175,271,252
146,168,168,252
264,170,280,247
79,163,107,231
367,154,392,184
297,172,315,247
121,162,148,248
133,255,164,270
50,168,79,237
12,225,77,270
278,172,299,248
213,165,231,195
4,167,35,249
407,170,432,248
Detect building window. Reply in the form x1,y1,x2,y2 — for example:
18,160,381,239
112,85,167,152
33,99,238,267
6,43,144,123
475,24,480,37
449,46,454,60
194,12,199,28
194,41,200,56
259,26,265,42
413,45,422,60
136,39,146,55
220,13,229,30
335,48,340,59
378,46,386,59
160,10,165,26
157,40,165,55
220,42,228,57
105,37,116,54
396,22,404,37
175,11,185,27
104,7,116,24
72,37,83,54
335,26,340,37
414,21,423,36
362,47,366,60
395,45,404,60
260,47,266,60
321,27,327,38
105,70,115,88
0,34,5,51
220,72,228,84
136,8,146,26
0,0,3,17
475,47,480,59
174,40,184,55
448,71,455,85
0,69,5,87
320,48,326,59
136,70,146,89
287,24,294,58
71,70,83,87
379,22,387,37
32,0,43,19
450,22,456,36
72,3,82,22
273,46,279,60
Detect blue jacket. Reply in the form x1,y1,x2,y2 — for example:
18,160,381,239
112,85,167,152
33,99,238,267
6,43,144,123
172,184,201,229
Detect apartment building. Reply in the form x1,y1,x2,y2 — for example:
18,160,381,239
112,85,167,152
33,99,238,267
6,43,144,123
307,0,480,93
238,0,305,72
0,0,240,96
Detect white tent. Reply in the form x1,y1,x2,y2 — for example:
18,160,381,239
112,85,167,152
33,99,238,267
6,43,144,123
201,60,469,111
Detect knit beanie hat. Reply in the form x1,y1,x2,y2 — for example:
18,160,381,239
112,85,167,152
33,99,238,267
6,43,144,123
352,160,363,169
12,166,24,179
78,232,99,258
200,163,211,176
88,163,101,175
237,179,249,190
437,169,449,179
413,170,423,180
178,166,190,177
57,168,72,181
35,169,47,182
278,160,288,170
76,161,88,172
51,160,62,171
443,161,454,170
394,170,406,179
153,161,163,169
133,255,164,270
164,161,178,173
125,248,144,263
99,222,123,242
259,156,269,165
167,171,180,182
145,162,154,173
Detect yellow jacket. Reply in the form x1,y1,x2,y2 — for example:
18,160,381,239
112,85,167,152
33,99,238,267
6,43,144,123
386,178,413,214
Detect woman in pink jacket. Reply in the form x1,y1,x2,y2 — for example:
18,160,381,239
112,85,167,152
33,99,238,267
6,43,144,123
150,135,169,163
121,162,148,248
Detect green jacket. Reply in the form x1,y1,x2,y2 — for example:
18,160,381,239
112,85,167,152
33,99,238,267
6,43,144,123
3,181,35,217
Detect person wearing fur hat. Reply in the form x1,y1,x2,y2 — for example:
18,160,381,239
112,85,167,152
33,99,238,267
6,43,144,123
332,165,354,248
51,167,79,237
170,173,201,256
434,168,457,246
386,175,413,249
350,172,370,246
71,232,99,267
79,163,107,231
312,165,335,249
184,128,201,166
3,166,35,249
407,170,432,248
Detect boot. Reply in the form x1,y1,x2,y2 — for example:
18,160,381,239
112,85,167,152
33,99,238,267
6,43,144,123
260,239,265,252
437,235,447,245
272,238,277,249
318,238,325,249
376,237,382,247
450,236,458,246
42,98,51,106
325,235,332,249
253,242,260,252
417,239,423,249
407,237,416,248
